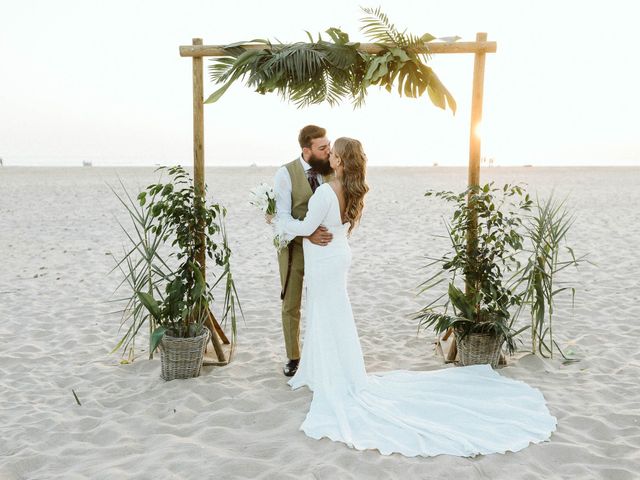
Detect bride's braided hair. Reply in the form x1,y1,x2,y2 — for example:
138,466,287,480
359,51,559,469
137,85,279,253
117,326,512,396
334,137,369,235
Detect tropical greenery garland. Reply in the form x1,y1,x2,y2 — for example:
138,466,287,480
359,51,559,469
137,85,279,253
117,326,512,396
205,7,457,113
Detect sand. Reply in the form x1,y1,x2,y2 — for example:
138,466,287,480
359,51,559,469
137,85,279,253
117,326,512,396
1,166,639,479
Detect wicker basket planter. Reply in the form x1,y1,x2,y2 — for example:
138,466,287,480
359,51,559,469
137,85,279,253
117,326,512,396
159,329,210,381
457,331,504,368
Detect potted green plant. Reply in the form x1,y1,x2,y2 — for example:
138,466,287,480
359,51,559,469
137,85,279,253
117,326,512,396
414,183,532,367
111,166,241,380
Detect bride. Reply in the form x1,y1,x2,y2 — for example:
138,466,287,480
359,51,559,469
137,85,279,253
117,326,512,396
275,137,556,457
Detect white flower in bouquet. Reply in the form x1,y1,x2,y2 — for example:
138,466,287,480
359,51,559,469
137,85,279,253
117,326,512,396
249,183,289,252
249,183,276,215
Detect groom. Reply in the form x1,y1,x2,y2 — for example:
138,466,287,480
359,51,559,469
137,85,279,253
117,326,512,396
274,125,334,376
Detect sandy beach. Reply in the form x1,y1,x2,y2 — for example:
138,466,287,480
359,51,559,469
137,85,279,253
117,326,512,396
1,166,639,479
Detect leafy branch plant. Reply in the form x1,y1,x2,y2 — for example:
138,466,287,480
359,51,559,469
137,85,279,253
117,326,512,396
205,7,456,112
111,166,242,358
414,183,533,354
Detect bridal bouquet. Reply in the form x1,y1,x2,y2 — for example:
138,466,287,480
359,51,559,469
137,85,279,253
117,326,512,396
249,182,276,218
249,183,289,252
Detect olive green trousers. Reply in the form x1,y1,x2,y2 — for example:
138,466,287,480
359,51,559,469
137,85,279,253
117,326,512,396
278,239,304,360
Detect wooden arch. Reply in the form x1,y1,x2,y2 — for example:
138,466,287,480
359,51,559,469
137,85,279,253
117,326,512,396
179,34,497,364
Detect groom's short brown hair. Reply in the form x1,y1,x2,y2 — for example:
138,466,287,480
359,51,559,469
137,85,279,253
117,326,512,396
298,125,326,149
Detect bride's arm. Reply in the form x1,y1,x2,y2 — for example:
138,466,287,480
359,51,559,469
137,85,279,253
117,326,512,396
273,166,295,242
276,186,331,238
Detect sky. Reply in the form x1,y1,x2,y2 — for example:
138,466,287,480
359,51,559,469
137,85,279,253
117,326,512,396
1,0,639,167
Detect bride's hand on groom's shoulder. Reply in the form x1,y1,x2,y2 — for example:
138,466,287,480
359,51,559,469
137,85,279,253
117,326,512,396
308,226,333,246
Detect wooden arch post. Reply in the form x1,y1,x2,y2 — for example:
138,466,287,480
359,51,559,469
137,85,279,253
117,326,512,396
442,32,491,362
190,37,231,366
180,34,497,366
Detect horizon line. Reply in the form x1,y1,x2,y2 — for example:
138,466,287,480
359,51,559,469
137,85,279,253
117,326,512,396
2,164,639,169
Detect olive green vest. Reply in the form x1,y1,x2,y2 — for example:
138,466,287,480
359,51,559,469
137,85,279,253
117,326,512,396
284,158,333,241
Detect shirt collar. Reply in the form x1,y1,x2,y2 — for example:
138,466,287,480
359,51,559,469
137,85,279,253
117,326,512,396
299,155,311,172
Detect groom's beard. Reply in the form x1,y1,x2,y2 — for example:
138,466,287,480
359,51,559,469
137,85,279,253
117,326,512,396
308,154,333,176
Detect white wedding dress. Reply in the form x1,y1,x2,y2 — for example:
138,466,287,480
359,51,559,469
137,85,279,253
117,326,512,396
277,183,556,457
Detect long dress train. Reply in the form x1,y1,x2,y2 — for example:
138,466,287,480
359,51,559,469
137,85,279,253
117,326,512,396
277,183,556,457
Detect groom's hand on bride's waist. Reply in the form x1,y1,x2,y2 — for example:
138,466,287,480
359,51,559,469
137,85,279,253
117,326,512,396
307,226,333,246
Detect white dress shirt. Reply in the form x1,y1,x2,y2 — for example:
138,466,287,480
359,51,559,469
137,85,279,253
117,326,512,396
274,155,324,241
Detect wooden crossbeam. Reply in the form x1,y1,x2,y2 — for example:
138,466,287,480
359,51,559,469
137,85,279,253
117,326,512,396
179,41,497,58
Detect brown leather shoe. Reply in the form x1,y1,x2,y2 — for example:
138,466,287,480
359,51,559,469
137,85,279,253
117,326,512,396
283,359,300,377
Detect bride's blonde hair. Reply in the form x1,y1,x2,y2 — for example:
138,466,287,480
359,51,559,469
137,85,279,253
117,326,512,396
333,137,369,234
